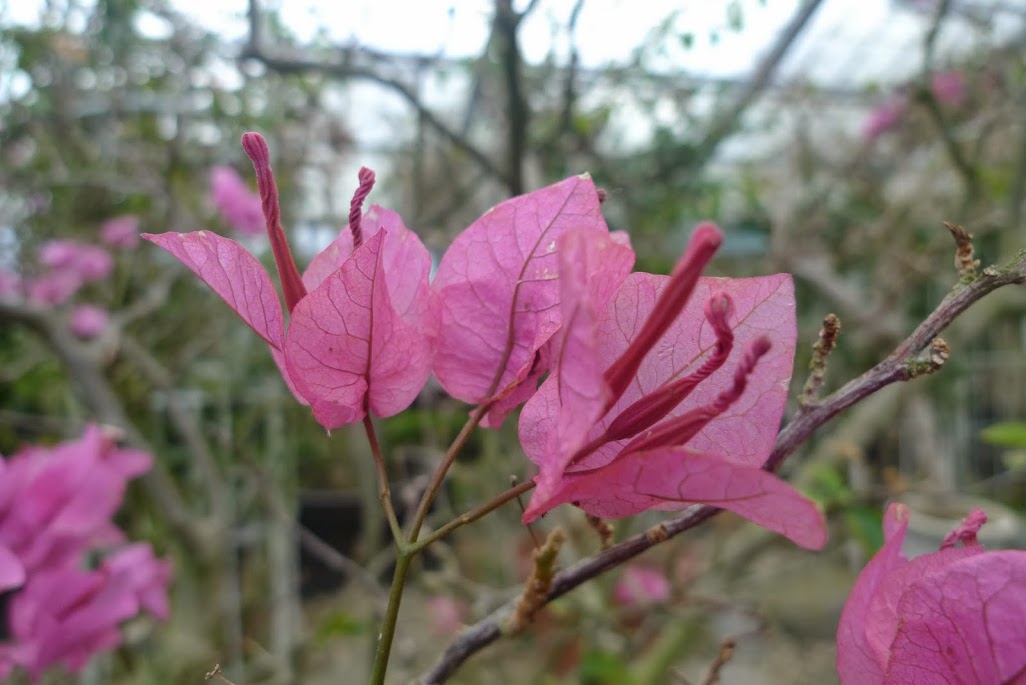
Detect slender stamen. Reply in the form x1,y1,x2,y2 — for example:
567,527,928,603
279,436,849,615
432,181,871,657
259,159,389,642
348,167,376,249
241,132,307,313
601,293,734,443
617,336,771,456
603,223,722,411
568,293,735,466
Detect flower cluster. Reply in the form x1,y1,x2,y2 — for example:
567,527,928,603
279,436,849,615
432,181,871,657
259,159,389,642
0,426,172,680
145,132,825,548
1,215,141,339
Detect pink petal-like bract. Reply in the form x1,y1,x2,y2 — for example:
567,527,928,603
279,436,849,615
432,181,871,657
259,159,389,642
141,230,304,399
147,135,430,424
431,174,634,427
284,217,433,428
836,503,1026,684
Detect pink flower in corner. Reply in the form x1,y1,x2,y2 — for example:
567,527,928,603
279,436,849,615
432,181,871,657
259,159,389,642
145,133,432,429
209,165,264,236
517,225,826,550
430,174,635,428
836,504,1026,684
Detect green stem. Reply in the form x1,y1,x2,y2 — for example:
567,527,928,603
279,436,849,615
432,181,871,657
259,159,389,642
406,401,494,542
363,416,404,544
409,479,536,553
368,552,413,685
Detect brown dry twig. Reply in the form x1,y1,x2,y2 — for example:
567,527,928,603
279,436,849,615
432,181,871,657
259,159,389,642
800,313,842,407
945,222,980,281
700,636,737,685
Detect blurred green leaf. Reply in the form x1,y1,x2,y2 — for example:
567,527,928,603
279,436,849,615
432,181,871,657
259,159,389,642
980,421,1026,448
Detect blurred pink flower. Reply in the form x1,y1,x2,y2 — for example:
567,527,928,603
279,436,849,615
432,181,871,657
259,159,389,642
931,70,967,107
25,272,81,306
210,165,264,236
0,426,152,593
426,596,466,636
37,240,113,283
100,215,141,250
38,241,80,270
614,565,671,607
1,547,170,680
69,305,109,338
0,427,168,681
862,99,905,140
837,504,1026,684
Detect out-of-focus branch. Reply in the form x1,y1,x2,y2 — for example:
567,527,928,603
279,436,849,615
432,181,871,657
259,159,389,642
242,0,508,188
0,299,211,553
692,0,825,166
119,334,228,519
416,248,1026,684
493,0,531,195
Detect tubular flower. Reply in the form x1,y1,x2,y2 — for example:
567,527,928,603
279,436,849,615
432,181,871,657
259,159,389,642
517,225,826,550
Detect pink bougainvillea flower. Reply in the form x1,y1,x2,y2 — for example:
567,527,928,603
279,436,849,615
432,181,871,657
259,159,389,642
614,565,671,607
145,133,432,428
25,272,80,306
38,240,113,282
99,214,141,249
0,425,152,588
0,428,169,681
836,504,1026,684
862,98,905,140
1,544,171,680
517,225,826,550
69,304,109,338
209,165,264,237
931,70,967,108
431,173,634,428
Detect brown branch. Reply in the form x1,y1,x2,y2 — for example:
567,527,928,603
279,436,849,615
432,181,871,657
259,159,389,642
416,250,1026,684
493,0,530,195
242,0,508,188
0,300,214,554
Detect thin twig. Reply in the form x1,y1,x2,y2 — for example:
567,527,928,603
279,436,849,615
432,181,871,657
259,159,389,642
699,636,737,685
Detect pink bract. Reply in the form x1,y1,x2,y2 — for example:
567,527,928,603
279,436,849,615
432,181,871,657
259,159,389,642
517,225,826,550
836,504,1026,684
430,173,634,428
209,165,264,237
145,133,432,429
